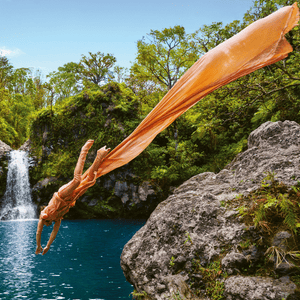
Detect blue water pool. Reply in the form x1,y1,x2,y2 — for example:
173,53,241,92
0,219,145,299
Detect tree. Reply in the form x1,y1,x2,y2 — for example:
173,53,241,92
192,20,242,55
243,0,296,24
0,58,48,147
188,0,300,173
131,25,198,90
46,52,117,103
47,62,82,103
0,87,17,145
0,56,13,88
113,66,128,83
79,51,116,86
7,67,30,94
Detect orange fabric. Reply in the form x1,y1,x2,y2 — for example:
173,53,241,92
71,3,299,199
41,172,97,220
41,192,68,221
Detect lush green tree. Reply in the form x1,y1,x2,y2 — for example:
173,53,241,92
0,58,48,147
26,70,48,110
0,87,17,145
113,66,128,83
46,52,117,103
187,0,300,173
131,25,198,90
47,62,82,103
79,52,116,86
0,56,13,89
243,0,296,23
192,20,242,54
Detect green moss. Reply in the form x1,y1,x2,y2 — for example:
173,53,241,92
30,82,139,180
190,260,227,299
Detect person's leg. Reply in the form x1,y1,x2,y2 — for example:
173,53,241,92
58,140,94,198
86,146,110,181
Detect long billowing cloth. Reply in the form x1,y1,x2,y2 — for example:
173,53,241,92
72,3,299,202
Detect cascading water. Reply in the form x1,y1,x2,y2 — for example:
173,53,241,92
0,150,36,220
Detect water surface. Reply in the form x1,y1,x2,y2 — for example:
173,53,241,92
0,219,145,299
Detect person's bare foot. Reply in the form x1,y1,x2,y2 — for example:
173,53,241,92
97,146,110,161
81,140,94,153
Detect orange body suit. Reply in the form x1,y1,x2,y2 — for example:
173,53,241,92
40,141,108,221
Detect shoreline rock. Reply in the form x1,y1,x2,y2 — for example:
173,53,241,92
120,120,300,299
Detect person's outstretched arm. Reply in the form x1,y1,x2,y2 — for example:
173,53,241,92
42,219,61,255
35,219,44,254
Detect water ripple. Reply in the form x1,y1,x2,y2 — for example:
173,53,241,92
0,219,145,299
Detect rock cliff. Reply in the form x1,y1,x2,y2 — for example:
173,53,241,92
121,120,300,299
0,140,12,199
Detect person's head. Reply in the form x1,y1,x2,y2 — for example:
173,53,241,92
44,219,53,227
39,206,53,226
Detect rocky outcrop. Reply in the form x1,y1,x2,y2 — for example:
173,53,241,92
121,120,300,299
19,139,38,171
0,140,12,158
0,141,12,198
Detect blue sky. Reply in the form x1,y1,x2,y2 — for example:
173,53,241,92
0,0,254,77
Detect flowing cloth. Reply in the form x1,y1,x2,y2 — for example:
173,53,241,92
71,3,299,202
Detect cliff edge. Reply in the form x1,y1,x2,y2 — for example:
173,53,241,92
121,120,300,300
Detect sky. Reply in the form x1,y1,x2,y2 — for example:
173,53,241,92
0,0,255,77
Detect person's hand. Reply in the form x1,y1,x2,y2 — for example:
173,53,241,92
35,246,43,255
42,246,50,255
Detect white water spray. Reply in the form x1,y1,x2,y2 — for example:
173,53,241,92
0,150,36,220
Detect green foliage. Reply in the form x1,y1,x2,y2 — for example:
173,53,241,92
235,174,300,234
170,292,185,300
0,58,48,148
191,260,226,299
181,0,300,174
46,52,118,104
239,239,253,250
80,51,116,85
169,256,175,267
1,0,300,213
184,231,193,245
192,19,242,54
131,290,148,300
46,62,82,104
30,82,139,181
131,25,198,90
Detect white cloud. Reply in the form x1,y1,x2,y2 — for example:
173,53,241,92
0,47,24,57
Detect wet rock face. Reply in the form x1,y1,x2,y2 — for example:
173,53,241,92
121,191,247,299
0,141,12,199
0,140,12,158
120,121,300,299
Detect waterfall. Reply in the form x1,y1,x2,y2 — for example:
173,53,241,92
0,150,36,220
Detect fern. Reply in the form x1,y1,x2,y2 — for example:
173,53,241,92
279,194,298,234
264,195,278,209
254,203,266,228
